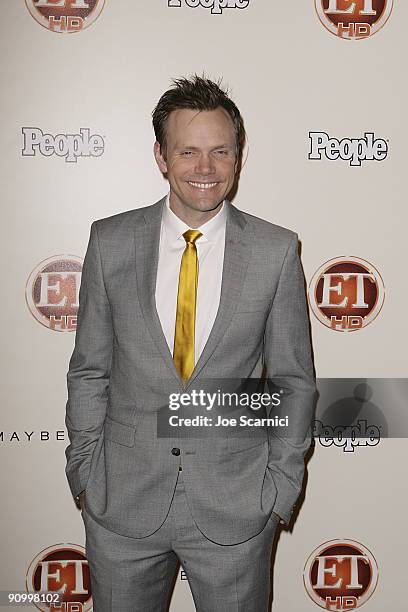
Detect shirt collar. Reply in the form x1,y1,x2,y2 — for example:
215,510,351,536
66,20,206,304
162,192,227,246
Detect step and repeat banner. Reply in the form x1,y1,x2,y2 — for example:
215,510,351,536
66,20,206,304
1,1,406,611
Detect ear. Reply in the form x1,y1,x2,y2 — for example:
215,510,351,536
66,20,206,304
154,141,168,174
234,150,241,175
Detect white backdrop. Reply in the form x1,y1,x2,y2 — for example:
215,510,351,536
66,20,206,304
1,1,406,610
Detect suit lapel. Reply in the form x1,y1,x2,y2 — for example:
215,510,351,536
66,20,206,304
134,197,252,389
186,201,252,388
134,197,184,386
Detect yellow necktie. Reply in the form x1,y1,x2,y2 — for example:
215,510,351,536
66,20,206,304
173,229,203,384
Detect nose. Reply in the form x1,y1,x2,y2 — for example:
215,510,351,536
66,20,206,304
195,152,215,176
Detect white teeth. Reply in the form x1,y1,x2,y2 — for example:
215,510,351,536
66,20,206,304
188,182,218,189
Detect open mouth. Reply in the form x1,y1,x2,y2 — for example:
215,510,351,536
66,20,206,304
188,181,219,190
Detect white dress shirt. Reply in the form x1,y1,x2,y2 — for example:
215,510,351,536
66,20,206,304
155,194,227,365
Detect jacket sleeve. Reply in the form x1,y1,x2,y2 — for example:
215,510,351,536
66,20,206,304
65,220,113,500
264,233,316,525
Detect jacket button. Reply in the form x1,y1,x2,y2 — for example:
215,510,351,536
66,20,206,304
171,447,180,456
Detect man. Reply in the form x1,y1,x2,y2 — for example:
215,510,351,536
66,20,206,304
65,75,316,611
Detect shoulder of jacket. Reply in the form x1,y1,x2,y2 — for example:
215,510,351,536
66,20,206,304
92,207,144,230
91,200,163,237
233,205,298,245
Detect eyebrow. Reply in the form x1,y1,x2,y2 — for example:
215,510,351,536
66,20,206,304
177,144,233,150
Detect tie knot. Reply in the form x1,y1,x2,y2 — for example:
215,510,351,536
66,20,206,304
183,229,202,245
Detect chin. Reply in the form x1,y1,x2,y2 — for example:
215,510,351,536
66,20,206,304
171,187,227,214
189,192,227,210
192,199,223,211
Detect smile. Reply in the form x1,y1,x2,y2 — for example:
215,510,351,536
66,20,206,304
188,182,219,190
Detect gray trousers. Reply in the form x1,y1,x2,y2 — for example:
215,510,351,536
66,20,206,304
83,469,279,612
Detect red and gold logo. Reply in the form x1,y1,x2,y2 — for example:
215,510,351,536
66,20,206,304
308,256,385,332
315,1,394,39
26,544,92,611
304,539,378,610
25,0,105,34
26,255,82,332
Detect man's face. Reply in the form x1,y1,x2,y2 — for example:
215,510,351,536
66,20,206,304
154,107,238,218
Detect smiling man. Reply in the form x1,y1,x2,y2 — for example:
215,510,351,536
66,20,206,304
65,75,316,611
153,102,238,227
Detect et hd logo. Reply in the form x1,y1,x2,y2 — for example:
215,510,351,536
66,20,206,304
315,1,394,40
25,0,105,33
26,543,92,611
308,257,385,332
304,539,379,610
26,255,83,332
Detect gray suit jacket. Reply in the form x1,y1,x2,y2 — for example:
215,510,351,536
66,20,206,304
65,196,316,545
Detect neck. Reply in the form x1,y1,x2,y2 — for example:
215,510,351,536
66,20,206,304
169,196,224,228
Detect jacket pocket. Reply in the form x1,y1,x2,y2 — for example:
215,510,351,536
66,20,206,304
234,297,271,313
227,430,268,454
103,415,137,447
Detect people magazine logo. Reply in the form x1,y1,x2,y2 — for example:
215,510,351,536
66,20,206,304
314,419,380,452
26,544,92,611
314,1,394,40
168,0,250,15
25,0,105,34
309,132,388,166
308,257,385,332
26,255,82,332
304,539,379,610
22,128,105,163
